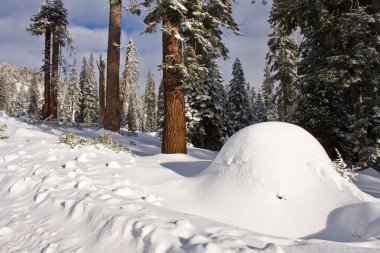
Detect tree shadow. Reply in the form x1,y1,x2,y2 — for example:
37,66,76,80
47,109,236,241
160,161,211,177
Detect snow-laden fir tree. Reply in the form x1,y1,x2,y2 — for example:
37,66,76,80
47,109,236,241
261,64,278,121
253,91,267,123
156,80,164,137
132,0,239,154
58,79,70,122
293,2,380,165
267,3,299,122
66,59,81,123
76,57,87,123
82,53,98,124
143,70,157,132
121,39,141,131
15,87,29,116
27,0,54,119
50,0,72,119
186,57,227,150
28,74,41,116
248,85,257,112
226,58,253,136
0,67,17,115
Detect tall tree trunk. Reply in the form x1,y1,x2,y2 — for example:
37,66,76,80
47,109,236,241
97,54,106,126
50,29,59,120
104,0,122,132
161,17,187,154
42,28,51,120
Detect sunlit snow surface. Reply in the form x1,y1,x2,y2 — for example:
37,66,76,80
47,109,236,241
0,112,380,253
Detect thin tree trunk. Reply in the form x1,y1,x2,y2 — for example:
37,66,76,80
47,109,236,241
162,17,187,154
50,29,59,120
42,28,51,120
104,0,122,132
97,55,106,126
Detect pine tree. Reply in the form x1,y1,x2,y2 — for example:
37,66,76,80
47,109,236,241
58,79,70,122
77,57,87,123
27,0,54,119
192,58,227,150
253,91,267,123
226,58,253,136
28,74,41,116
261,64,278,121
121,39,141,131
248,85,257,112
0,68,17,115
267,3,299,121
50,0,71,120
134,0,240,154
156,80,164,136
143,71,157,132
275,0,380,165
82,53,98,124
67,59,81,123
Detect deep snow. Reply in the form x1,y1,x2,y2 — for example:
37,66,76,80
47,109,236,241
0,113,380,252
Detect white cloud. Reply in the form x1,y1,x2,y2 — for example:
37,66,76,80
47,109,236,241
0,0,272,91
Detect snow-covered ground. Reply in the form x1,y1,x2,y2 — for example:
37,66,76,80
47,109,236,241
1,112,380,253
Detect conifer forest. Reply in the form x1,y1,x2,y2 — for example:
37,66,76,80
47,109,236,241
2,0,376,167
1,1,380,252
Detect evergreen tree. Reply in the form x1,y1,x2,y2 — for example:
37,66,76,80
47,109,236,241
248,85,257,112
58,79,70,122
226,58,253,136
261,64,278,121
253,91,268,123
276,0,380,165
267,3,299,121
50,0,71,120
156,80,164,136
67,59,81,123
28,74,41,116
0,69,17,115
121,39,141,130
82,53,98,124
77,57,87,123
27,0,54,119
187,57,227,150
13,87,28,117
133,0,240,154
143,71,157,132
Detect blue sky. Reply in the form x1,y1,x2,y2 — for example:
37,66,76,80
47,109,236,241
0,0,272,92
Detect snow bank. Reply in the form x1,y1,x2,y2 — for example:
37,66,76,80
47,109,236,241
189,122,375,239
1,114,380,252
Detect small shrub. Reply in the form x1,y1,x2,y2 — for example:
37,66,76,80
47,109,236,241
59,132,92,149
59,132,133,155
0,123,8,139
332,149,359,182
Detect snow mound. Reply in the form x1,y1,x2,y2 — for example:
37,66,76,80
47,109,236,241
193,122,374,238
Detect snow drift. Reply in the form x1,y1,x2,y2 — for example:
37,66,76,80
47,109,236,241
184,122,376,239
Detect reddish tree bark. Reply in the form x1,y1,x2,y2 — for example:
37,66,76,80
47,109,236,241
161,17,187,154
42,28,51,120
50,29,59,120
104,0,122,132
97,54,106,126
